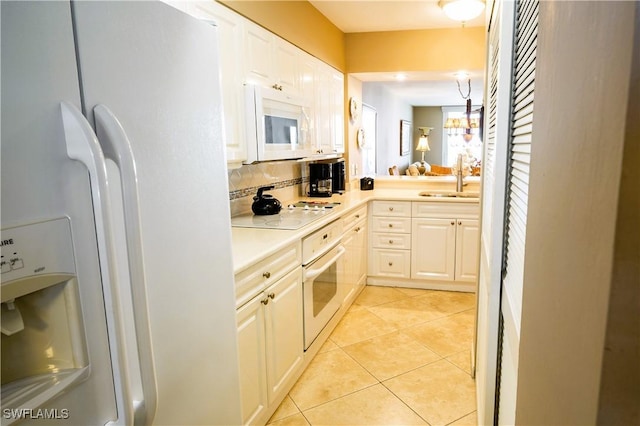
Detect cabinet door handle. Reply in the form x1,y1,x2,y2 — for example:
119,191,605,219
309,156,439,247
263,271,271,279
355,214,360,219
355,227,361,232
451,221,455,226
458,221,462,225
261,297,269,305
268,292,275,300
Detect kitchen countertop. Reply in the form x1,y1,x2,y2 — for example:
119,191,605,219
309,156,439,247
231,181,480,274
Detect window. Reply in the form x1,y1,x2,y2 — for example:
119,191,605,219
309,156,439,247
442,106,482,168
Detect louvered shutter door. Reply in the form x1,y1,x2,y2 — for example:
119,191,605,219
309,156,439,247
502,0,538,330
476,0,515,423
481,8,501,231
494,1,539,423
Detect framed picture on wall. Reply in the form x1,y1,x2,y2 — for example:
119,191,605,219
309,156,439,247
400,120,411,155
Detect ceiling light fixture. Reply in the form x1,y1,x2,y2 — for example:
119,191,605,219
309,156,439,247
438,0,485,24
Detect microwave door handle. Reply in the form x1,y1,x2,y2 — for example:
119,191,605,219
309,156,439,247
60,101,134,426
94,104,157,425
304,246,346,281
254,87,266,160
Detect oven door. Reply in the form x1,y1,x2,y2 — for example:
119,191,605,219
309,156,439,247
302,243,345,350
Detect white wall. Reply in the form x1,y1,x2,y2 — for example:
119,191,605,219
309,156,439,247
597,5,640,421
362,83,413,174
346,76,364,182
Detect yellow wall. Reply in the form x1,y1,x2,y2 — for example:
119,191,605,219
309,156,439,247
219,0,345,70
218,1,486,75
345,27,486,73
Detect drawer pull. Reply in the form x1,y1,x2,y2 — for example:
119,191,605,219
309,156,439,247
388,224,393,228
388,262,393,266
263,271,271,279
355,214,360,219
388,207,394,211
355,227,361,232
389,240,393,244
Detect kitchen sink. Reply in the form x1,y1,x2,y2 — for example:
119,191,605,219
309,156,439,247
418,191,480,199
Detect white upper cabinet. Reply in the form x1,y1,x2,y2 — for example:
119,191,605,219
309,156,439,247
169,1,248,169
245,24,301,94
198,2,247,168
168,1,344,168
313,61,344,155
330,70,345,154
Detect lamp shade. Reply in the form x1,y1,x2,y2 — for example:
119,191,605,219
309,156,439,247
439,0,485,22
417,136,430,152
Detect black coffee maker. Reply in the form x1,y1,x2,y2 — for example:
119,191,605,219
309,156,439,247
331,159,346,194
309,162,332,197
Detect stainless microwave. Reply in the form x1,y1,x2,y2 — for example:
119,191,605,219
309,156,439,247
244,85,312,163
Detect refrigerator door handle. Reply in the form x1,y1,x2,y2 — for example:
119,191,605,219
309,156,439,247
60,101,134,426
94,104,157,425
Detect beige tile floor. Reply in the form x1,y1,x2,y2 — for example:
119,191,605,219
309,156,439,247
267,286,478,426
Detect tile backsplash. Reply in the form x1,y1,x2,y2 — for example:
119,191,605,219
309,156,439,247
228,161,308,217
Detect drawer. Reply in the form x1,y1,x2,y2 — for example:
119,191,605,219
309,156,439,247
235,241,301,308
372,217,412,233
371,232,411,249
342,205,368,230
371,201,411,217
412,201,479,219
370,249,411,278
302,219,343,265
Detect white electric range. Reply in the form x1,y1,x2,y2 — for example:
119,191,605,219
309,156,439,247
231,201,341,230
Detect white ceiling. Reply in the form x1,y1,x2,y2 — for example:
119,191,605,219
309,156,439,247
353,71,485,107
308,0,486,106
308,0,485,32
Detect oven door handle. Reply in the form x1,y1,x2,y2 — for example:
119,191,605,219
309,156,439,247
304,246,346,281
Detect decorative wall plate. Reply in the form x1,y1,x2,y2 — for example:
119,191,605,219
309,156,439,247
356,127,365,148
349,97,359,120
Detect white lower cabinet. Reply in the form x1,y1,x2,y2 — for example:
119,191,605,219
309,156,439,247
369,200,479,290
341,206,368,304
370,248,411,277
264,267,304,400
454,219,480,282
411,218,456,280
236,293,268,425
411,202,480,285
369,201,412,279
236,267,303,425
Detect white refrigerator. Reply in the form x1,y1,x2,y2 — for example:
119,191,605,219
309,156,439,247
1,1,242,425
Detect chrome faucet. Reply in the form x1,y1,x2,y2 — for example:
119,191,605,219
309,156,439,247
456,154,464,192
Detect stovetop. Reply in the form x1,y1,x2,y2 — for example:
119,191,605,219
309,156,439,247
231,201,341,230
